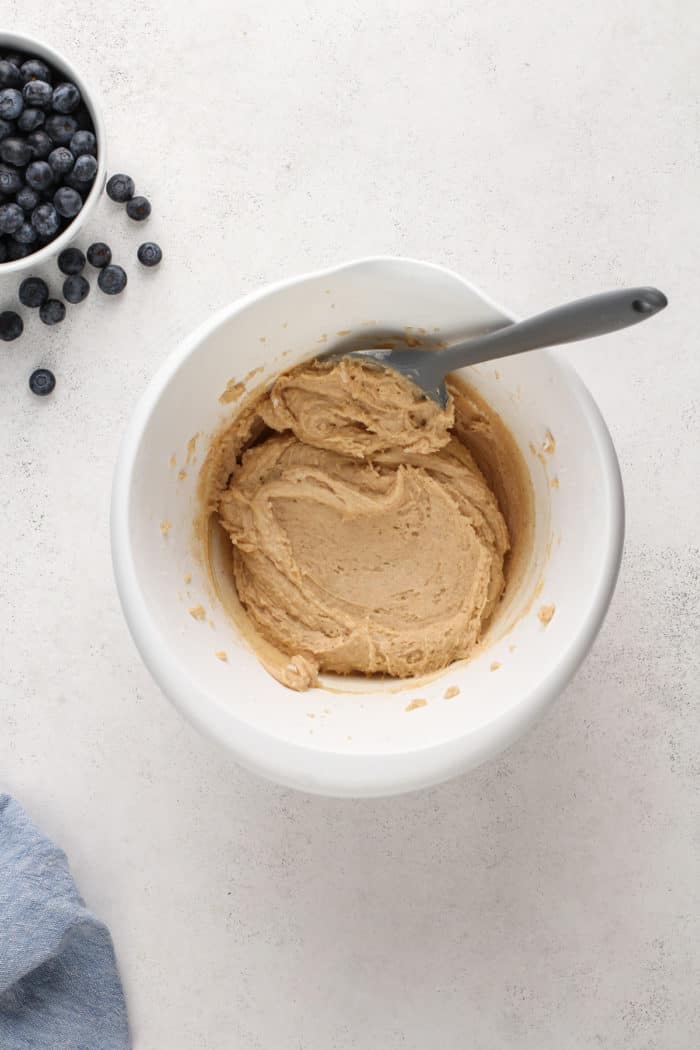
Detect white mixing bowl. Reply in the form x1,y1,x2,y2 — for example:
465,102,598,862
111,257,624,797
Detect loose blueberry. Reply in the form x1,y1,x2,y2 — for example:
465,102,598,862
72,153,97,182
51,82,80,114
45,113,77,145
106,173,135,202
87,241,111,268
21,60,52,85
29,368,56,396
7,239,32,260
16,185,39,211
70,129,96,157
0,201,23,233
0,163,22,195
23,80,52,110
25,160,54,191
0,135,33,165
126,195,151,221
13,220,38,245
39,298,65,325
31,202,60,238
0,309,23,340
0,117,14,140
18,275,49,307
63,273,90,303
48,146,74,175
26,128,52,158
17,106,44,132
0,61,21,89
58,246,86,274
54,185,82,218
137,241,162,267
98,263,127,295
0,88,23,120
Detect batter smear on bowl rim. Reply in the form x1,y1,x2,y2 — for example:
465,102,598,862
204,357,531,691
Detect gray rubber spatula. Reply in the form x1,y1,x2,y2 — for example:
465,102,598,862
337,287,668,407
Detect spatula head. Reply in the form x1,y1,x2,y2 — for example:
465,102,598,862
339,348,449,408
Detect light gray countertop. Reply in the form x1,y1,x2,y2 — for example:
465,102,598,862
1,1,698,1047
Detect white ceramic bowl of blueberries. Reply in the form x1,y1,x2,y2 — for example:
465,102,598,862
0,33,161,380
0,33,107,277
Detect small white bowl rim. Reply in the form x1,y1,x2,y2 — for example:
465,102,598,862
0,31,107,275
111,256,625,797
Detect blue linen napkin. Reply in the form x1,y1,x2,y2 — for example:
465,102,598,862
0,794,130,1049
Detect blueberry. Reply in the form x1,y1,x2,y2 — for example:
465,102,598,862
18,275,49,307
63,273,89,303
13,220,38,245
54,185,82,218
31,202,60,238
25,161,53,191
7,239,32,260
58,245,85,274
98,263,127,295
55,189,82,218
0,117,14,140
70,129,96,157
21,59,52,85
23,80,52,110
87,241,111,268
0,200,23,233
0,135,33,165
45,113,77,145
51,82,80,114
0,61,21,88
26,129,52,158
0,310,23,341
29,368,56,396
0,88,23,120
126,195,151,221
4,54,24,69
18,106,44,132
0,163,22,195
48,146,74,175
16,185,39,211
137,241,162,267
106,173,134,202
64,171,94,194
39,298,65,325
72,153,97,182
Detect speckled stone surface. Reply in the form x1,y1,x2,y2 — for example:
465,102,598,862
1,2,698,1048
